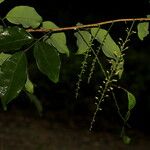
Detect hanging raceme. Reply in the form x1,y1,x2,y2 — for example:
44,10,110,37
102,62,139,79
90,22,136,131
73,21,139,136
74,29,94,98
88,23,114,84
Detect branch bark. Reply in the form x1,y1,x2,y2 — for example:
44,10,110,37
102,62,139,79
26,18,150,33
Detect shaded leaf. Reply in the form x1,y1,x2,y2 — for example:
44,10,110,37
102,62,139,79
6,6,42,28
42,21,69,56
122,135,131,144
0,52,27,109
91,28,121,59
127,91,136,110
0,53,11,66
26,93,43,116
25,76,34,94
34,41,61,83
137,22,149,40
74,31,91,54
0,27,33,53
0,0,4,4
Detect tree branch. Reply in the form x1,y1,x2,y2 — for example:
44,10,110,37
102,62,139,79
27,18,150,33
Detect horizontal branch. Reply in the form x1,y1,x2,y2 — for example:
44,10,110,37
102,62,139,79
27,18,150,33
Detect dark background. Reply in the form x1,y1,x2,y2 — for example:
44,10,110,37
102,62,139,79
1,0,150,134
1,0,150,24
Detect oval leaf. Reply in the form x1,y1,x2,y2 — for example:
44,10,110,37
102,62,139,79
74,31,91,54
91,28,121,59
0,52,27,109
122,135,131,144
42,21,69,56
0,0,4,4
25,76,34,94
127,91,136,110
137,22,149,41
34,41,61,83
0,27,34,53
6,6,42,28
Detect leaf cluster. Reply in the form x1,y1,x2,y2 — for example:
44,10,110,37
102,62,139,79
0,5,69,112
0,1,150,141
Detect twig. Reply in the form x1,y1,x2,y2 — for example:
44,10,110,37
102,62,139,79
27,18,150,33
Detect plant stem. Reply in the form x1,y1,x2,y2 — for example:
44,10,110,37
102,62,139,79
89,64,115,131
24,31,51,52
77,28,107,77
121,21,135,51
27,18,150,33
88,23,114,83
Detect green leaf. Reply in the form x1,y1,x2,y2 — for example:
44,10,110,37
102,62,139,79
74,31,91,54
25,76,34,94
122,135,131,144
91,28,121,59
6,6,42,28
26,93,43,116
0,0,4,4
137,22,149,41
0,52,27,109
0,53,11,66
34,41,61,83
127,91,136,110
0,27,34,53
42,21,69,56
